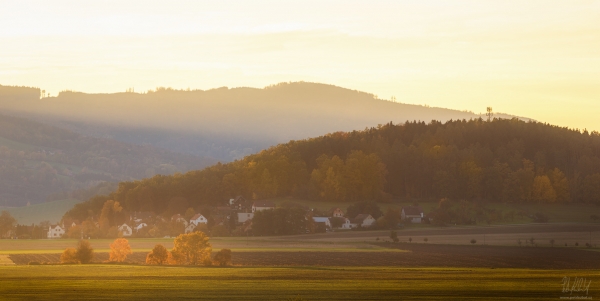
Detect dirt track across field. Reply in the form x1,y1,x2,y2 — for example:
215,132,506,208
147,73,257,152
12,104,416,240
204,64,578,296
9,243,600,269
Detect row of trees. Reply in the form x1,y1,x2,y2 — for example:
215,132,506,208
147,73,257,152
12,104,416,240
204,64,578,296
60,232,231,266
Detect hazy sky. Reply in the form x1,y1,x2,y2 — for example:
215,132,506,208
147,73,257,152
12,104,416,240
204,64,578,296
1,1,599,131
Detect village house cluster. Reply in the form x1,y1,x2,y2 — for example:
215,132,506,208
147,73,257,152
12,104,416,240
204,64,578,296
311,206,425,231
46,196,425,238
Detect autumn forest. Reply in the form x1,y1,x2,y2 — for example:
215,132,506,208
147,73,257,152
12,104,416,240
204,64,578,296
64,118,600,222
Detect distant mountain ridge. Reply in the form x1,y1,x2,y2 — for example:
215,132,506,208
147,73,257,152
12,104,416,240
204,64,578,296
0,82,530,161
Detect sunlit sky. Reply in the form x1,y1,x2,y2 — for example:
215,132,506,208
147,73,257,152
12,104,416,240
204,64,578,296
1,1,599,131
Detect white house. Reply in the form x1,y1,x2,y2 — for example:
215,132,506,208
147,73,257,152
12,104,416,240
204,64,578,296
135,223,148,231
237,212,254,224
312,217,331,228
171,214,188,226
61,218,78,231
229,195,249,210
340,217,353,229
252,201,276,212
330,207,345,218
47,225,65,239
118,224,133,237
132,211,154,223
190,213,208,226
185,223,196,234
401,206,424,223
350,214,376,228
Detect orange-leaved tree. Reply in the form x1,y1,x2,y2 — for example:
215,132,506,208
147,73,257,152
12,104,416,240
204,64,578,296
60,247,79,264
109,238,132,262
167,249,186,265
213,249,232,266
172,231,212,265
146,244,169,265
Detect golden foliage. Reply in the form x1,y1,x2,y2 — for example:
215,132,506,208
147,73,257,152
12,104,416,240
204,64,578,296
60,247,79,264
532,175,557,203
109,238,132,262
146,244,169,265
167,249,186,265
172,231,212,265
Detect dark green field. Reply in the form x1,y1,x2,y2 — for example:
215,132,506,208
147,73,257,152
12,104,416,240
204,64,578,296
0,265,597,300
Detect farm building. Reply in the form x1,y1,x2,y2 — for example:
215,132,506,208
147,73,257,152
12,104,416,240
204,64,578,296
252,201,276,212
190,214,208,226
171,214,188,226
229,195,250,211
330,207,345,218
135,223,148,231
185,223,196,233
401,206,424,223
118,224,133,237
237,212,254,223
312,217,331,228
350,214,376,228
132,211,155,223
47,225,65,239
339,217,352,229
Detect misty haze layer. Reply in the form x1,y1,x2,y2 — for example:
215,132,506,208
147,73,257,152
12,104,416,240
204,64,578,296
0,82,526,161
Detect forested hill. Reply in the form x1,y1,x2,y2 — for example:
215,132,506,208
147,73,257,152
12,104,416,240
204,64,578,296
0,114,213,206
0,82,527,161
64,119,600,221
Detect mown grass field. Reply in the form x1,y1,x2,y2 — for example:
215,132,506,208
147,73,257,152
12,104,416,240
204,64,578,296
0,265,597,300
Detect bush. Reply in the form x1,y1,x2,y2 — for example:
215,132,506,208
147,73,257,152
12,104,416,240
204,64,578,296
213,249,232,266
60,247,79,264
109,238,132,262
389,231,398,243
146,244,169,265
76,240,94,264
470,239,477,244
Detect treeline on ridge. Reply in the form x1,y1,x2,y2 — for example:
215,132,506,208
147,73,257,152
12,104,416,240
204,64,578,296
64,118,600,221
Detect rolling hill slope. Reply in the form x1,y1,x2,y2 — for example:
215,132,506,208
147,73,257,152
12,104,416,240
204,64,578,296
64,119,600,223
0,114,213,206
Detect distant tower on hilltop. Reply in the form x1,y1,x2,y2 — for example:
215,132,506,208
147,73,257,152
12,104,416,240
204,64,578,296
486,107,494,122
